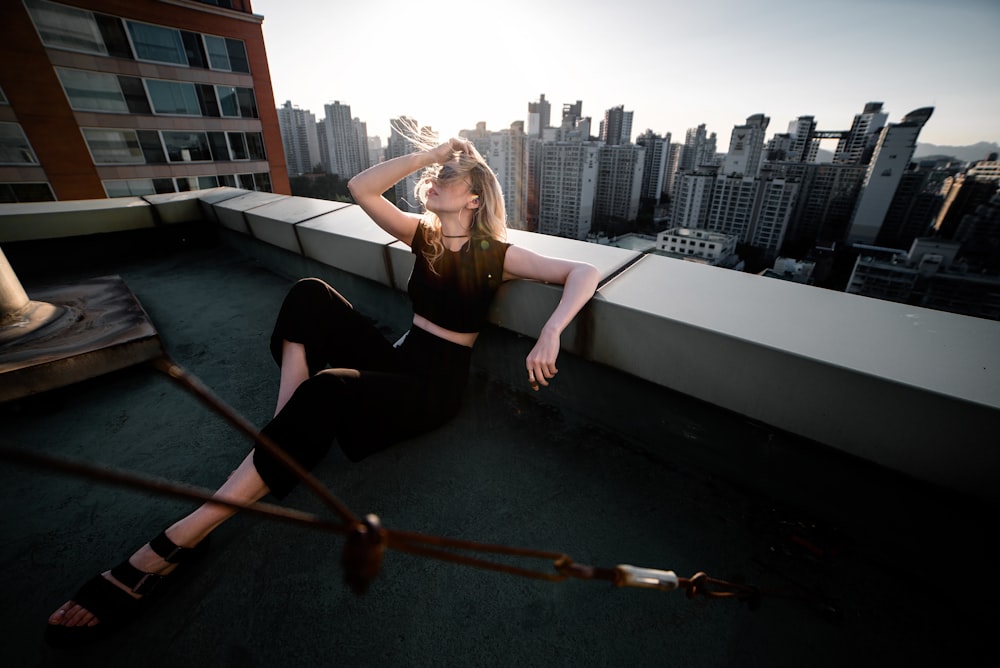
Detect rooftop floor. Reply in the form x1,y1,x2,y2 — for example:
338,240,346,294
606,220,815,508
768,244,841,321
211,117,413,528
1,229,994,667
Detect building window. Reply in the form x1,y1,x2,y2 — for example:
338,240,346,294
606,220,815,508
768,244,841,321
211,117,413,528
207,132,231,161
126,21,187,65
0,123,40,165
228,132,249,160
253,172,272,191
180,31,209,69
246,133,265,160
136,130,167,163
217,85,239,117
204,35,250,73
146,80,201,115
56,69,128,112
0,182,55,203
103,178,156,197
119,77,153,114
162,131,212,162
25,0,107,55
82,128,144,164
236,88,258,118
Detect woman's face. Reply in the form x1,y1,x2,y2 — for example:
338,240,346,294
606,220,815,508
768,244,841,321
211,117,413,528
426,160,478,216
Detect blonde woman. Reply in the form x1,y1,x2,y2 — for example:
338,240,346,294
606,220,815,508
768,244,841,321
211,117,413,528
46,136,600,647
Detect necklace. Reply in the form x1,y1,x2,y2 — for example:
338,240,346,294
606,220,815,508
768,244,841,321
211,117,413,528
441,233,471,238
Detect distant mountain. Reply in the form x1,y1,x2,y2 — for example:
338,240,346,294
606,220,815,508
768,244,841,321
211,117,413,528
913,141,999,163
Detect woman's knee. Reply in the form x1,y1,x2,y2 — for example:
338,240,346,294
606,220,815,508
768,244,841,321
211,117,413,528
287,278,353,311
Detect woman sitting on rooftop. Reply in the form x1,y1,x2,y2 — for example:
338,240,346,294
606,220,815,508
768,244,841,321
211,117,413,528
45,132,601,647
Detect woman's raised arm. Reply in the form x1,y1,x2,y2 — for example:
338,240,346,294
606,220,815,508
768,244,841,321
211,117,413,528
347,140,468,244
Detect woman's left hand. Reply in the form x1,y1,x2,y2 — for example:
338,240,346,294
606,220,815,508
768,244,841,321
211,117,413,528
526,329,560,391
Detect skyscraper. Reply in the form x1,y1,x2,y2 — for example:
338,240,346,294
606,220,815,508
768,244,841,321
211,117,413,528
600,105,633,146
636,130,670,202
670,168,718,229
662,142,682,199
846,107,934,245
320,101,369,180
2,0,288,201
678,124,717,172
786,116,820,164
835,102,888,165
534,141,600,239
707,175,758,240
277,101,320,176
723,114,770,177
594,143,645,227
562,101,583,128
748,176,798,257
527,94,551,138
483,122,528,229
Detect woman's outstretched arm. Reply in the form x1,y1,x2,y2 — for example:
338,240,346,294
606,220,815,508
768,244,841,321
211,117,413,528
502,247,600,391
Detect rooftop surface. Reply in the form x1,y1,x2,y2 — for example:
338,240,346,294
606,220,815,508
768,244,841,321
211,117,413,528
1,226,995,667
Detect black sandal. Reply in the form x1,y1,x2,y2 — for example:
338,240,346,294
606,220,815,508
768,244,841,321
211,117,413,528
45,530,210,649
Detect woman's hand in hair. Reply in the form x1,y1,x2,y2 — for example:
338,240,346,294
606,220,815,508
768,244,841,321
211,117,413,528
428,138,472,164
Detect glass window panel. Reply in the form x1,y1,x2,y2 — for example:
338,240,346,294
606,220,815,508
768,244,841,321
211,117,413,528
104,179,155,197
225,38,250,73
238,173,255,190
253,172,272,192
94,14,132,59
195,84,220,117
197,175,220,189
0,123,40,164
126,21,187,65
216,86,239,117
246,133,265,161
204,36,230,70
153,178,175,194
82,128,144,164
146,80,200,115
25,0,107,55
118,76,152,114
175,177,198,192
56,69,127,112
162,131,211,162
228,132,248,160
218,174,237,187
137,130,167,164
0,182,55,203
207,132,230,161
180,31,207,69
236,87,258,118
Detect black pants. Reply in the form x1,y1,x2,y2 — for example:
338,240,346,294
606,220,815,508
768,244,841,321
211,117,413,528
254,278,472,498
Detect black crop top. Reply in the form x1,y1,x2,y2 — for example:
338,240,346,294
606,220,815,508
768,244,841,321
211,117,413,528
407,225,511,333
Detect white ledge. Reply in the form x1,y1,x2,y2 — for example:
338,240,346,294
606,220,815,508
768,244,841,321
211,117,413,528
2,188,997,503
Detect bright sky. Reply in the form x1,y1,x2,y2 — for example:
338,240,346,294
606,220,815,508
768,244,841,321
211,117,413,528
252,0,1000,149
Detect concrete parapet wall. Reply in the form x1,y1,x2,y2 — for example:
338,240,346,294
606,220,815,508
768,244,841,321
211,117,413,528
3,187,997,501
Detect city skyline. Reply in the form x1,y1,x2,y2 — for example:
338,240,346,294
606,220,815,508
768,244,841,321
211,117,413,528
254,0,1000,148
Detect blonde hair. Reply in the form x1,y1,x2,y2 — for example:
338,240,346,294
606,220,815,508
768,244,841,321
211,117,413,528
395,120,507,270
